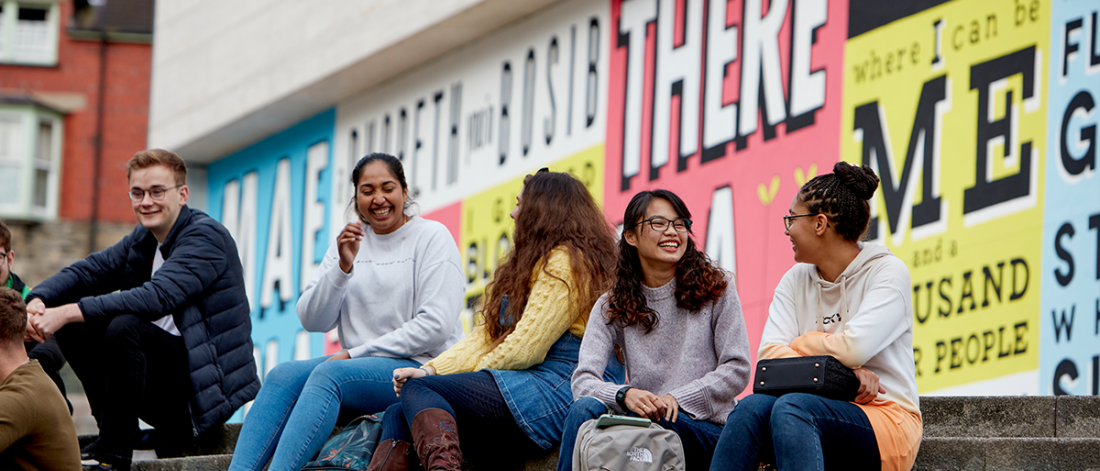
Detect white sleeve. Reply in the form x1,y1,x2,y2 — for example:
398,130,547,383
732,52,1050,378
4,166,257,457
296,241,348,333
347,226,465,358
759,268,803,356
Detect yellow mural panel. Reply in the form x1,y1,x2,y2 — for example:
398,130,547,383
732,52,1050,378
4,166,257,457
458,144,606,331
840,0,1049,392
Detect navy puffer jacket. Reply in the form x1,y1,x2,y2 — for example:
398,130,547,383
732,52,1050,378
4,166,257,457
28,206,260,436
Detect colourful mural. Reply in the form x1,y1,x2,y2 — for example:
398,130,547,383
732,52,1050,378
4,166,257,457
206,0,1099,397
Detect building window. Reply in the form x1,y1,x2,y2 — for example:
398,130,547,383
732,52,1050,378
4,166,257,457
0,102,61,221
0,1,59,66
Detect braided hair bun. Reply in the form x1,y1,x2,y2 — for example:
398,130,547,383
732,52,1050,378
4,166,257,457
834,162,880,201
798,162,881,241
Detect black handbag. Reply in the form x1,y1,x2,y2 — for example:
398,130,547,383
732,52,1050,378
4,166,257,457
753,355,860,402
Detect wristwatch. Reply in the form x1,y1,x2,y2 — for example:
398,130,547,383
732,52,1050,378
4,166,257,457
615,385,633,412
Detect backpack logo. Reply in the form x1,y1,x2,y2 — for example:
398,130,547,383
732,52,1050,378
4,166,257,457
627,447,653,463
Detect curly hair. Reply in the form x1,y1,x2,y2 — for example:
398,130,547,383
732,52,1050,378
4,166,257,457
797,162,881,241
479,171,617,347
605,189,728,333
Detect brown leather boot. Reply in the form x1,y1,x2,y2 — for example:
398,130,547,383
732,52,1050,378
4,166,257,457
410,408,462,471
366,438,418,471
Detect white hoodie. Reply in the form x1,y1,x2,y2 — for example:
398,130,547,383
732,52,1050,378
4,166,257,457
760,243,921,470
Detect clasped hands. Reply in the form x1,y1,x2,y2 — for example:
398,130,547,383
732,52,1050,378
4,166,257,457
23,298,84,343
391,365,435,397
624,388,681,423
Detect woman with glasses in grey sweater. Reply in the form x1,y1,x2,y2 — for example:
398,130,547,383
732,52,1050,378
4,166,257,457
558,189,751,471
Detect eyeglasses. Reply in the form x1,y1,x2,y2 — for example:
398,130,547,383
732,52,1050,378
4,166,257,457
783,212,819,230
637,216,692,232
128,185,182,202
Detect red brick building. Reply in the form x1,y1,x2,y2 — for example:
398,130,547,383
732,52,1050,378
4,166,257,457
0,0,153,284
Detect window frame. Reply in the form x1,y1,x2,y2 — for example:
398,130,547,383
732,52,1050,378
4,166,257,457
0,0,60,66
0,102,62,221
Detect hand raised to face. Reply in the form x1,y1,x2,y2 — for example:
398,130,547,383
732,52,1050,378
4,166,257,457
337,222,366,274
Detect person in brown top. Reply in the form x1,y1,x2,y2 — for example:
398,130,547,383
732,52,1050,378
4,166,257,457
0,286,80,470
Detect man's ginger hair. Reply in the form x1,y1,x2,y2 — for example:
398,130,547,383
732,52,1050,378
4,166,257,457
127,149,187,186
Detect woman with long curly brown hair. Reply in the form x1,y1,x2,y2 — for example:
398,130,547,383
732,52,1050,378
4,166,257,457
559,189,751,471
367,170,623,470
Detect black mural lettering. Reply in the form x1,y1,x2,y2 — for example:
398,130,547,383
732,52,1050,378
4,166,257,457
499,62,512,165
545,37,558,147
854,75,947,240
963,46,1036,215
1060,91,1097,176
587,18,600,128
522,49,536,157
1054,222,1075,286
1053,359,1078,395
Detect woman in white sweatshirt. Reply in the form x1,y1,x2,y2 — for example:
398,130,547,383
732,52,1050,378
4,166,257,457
229,153,466,471
710,162,922,471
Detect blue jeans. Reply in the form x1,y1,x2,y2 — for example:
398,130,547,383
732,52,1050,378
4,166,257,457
709,394,880,471
558,397,723,471
228,355,419,471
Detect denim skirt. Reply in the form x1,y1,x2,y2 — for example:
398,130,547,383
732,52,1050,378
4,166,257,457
489,332,625,449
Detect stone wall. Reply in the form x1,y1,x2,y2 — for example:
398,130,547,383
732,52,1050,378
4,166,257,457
5,220,135,287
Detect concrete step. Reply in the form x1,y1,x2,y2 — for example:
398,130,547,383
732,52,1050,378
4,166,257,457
913,437,1100,471
463,447,558,471
81,438,1100,471
921,396,1056,438
76,395,1100,470
132,455,231,471
78,422,243,458
921,395,1100,438
81,454,231,471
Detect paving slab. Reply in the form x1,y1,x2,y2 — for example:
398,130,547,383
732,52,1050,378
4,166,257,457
1057,395,1100,438
82,454,232,471
921,396,1057,438
913,437,986,471
982,437,1100,471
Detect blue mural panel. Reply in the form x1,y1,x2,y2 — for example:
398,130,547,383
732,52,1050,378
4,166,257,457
206,108,336,374
1040,2,1100,396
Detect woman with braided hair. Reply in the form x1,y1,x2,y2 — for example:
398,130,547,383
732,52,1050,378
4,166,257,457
710,162,922,471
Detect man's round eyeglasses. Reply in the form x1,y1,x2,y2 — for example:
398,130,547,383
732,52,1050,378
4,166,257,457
783,212,818,230
636,216,692,232
128,185,182,202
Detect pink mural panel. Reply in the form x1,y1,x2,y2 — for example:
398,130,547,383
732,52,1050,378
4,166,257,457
604,0,850,372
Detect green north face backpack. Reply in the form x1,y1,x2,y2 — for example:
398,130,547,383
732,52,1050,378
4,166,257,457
302,413,384,471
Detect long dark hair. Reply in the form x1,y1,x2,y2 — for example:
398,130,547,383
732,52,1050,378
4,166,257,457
605,189,728,333
347,153,413,224
797,161,880,241
480,171,617,346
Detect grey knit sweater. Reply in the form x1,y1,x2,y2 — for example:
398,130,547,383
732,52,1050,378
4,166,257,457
571,274,751,424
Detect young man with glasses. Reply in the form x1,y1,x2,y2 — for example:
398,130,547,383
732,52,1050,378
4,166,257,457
24,149,260,471
0,222,30,300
